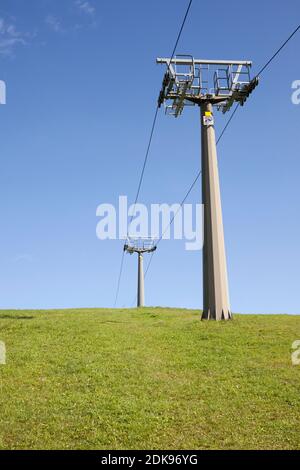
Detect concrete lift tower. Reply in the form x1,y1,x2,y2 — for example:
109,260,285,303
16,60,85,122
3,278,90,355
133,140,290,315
124,238,157,307
157,55,259,320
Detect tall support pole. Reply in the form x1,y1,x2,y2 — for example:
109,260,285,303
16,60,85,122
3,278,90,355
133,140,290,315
137,252,145,307
201,102,231,320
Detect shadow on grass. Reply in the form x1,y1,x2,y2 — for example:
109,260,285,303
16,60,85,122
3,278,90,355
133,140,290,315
0,315,34,320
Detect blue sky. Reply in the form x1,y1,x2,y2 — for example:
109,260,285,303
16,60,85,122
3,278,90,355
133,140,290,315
0,0,299,313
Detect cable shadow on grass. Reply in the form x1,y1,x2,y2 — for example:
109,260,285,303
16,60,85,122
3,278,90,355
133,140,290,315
0,315,34,320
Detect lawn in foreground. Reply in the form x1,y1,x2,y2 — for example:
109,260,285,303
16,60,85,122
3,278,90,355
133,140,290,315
0,308,299,450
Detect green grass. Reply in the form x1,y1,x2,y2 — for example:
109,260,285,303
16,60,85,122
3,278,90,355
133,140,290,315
0,308,299,450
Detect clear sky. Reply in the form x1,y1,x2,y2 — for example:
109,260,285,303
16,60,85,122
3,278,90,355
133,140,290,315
0,0,299,313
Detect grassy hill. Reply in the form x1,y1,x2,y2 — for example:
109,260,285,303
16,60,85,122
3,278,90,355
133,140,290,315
0,308,299,450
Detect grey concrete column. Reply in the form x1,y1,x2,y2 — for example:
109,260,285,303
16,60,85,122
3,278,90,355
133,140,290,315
137,253,145,307
201,103,231,320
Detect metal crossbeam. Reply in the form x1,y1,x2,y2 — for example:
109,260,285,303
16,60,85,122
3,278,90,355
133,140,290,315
124,238,157,254
156,58,252,66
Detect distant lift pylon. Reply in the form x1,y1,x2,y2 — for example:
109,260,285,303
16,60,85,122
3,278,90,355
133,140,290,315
124,238,157,308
